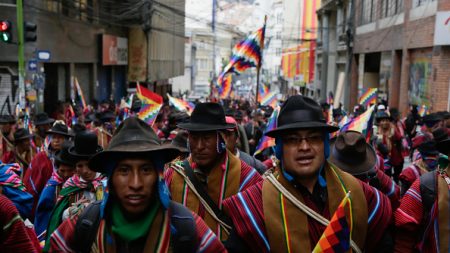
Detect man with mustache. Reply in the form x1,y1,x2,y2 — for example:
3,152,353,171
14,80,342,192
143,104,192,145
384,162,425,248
165,102,262,242
222,95,393,253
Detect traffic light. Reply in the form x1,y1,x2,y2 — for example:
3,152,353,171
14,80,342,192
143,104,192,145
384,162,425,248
24,21,36,42
0,20,12,43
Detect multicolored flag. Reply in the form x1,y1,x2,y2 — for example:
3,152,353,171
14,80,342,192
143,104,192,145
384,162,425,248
330,116,349,139
217,19,266,87
312,192,352,253
254,106,279,156
327,92,334,106
167,93,195,115
358,88,377,108
259,91,278,108
136,84,163,126
218,75,233,99
341,105,375,141
23,106,37,149
418,105,428,117
73,77,88,113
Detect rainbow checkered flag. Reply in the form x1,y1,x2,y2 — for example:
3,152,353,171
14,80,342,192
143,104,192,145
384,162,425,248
136,84,163,126
254,106,279,156
217,17,266,88
313,192,352,253
358,88,377,108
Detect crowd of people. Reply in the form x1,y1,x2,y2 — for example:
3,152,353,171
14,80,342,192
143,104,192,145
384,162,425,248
0,93,449,253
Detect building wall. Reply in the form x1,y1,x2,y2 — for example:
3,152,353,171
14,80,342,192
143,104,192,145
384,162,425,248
352,0,450,114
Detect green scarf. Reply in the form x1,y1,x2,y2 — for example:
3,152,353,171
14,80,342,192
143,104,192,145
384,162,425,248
112,201,160,242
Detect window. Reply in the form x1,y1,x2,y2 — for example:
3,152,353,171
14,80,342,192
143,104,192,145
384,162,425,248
381,0,403,18
277,13,283,24
414,0,435,7
276,48,282,56
276,31,281,40
197,59,208,70
360,0,378,25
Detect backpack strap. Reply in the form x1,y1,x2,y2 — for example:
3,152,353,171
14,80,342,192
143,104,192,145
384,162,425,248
73,201,102,253
419,171,437,221
170,201,198,253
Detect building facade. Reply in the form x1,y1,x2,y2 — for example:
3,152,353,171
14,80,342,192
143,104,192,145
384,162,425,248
0,0,185,115
352,0,450,114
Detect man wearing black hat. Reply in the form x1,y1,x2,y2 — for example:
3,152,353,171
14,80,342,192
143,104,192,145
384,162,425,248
330,131,400,209
0,115,16,159
165,102,262,241
34,141,76,244
91,111,114,149
1,128,36,171
33,112,55,149
43,130,105,252
222,95,392,253
23,122,73,221
399,137,440,195
395,129,450,252
48,117,226,252
374,111,404,182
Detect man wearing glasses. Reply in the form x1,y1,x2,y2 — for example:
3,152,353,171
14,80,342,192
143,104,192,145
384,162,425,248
223,95,393,253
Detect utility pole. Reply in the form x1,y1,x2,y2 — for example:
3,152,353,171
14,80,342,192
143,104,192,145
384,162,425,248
16,0,25,108
212,0,217,80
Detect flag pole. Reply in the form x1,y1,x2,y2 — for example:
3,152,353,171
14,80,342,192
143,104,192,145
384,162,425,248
255,15,267,105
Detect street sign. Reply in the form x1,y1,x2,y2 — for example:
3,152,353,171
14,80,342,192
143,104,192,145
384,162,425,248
28,59,37,71
37,50,51,61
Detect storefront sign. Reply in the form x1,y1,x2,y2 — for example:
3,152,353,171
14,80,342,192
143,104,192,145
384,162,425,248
102,34,128,65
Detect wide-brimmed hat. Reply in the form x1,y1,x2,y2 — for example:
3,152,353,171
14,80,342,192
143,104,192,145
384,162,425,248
13,128,34,143
100,111,116,122
417,140,439,156
265,95,339,137
46,123,73,137
329,130,377,175
34,113,55,126
68,131,103,160
375,111,392,122
171,131,189,153
55,141,76,166
433,128,450,155
422,113,443,124
89,117,181,173
177,102,235,131
0,115,16,124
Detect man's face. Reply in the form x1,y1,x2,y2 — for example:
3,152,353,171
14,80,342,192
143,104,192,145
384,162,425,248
38,124,51,136
379,119,391,129
112,158,158,216
16,138,31,153
76,160,96,182
222,130,238,153
0,123,12,134
51,134,66,151
58,164,75,181
189,131,220,169
281,129,325,180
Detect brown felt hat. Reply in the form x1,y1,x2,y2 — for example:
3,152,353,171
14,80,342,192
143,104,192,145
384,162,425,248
329,130,377,175
89,117,181,172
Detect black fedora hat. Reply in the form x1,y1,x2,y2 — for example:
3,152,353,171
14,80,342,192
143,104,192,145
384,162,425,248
329,130,377,175
55,141,76,166
171,130,189,153
89,117,181,173
177,102,235,131
433,128,450,155
68,131,103,160
100,111,116,122
0,115,16,124
375,111,392,122
34,113,55,126
13,128,34,143
46,122,73,137
417,140,439,156
422,113,443,124
265,95,339,137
